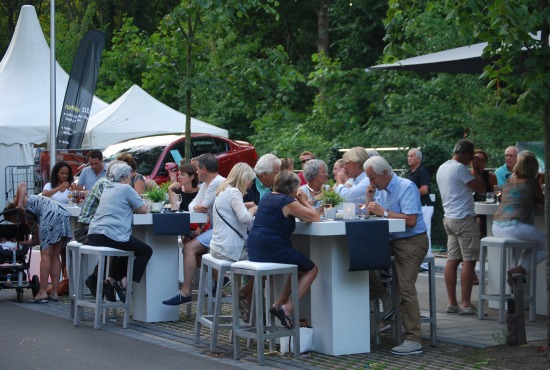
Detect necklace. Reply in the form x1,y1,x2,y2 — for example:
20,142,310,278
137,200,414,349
306,185,322,194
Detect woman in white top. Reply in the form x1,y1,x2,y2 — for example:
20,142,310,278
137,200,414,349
42,161,74,204
210,162,257,261
299,159,329,207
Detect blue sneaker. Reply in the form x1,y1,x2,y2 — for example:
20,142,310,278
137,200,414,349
162,292,192,305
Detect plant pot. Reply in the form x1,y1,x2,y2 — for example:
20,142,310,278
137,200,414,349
150,202,164,213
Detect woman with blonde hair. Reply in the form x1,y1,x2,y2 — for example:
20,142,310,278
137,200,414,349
492,150,545,285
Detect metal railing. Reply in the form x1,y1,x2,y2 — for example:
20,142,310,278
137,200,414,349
4,165,42,202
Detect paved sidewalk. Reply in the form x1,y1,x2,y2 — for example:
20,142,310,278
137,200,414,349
0,255,545,369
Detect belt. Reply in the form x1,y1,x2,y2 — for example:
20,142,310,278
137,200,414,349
394,231,427,241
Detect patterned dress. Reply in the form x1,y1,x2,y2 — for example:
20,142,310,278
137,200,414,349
25,195,72,250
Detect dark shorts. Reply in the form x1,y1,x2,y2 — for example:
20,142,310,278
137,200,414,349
248,246,315,273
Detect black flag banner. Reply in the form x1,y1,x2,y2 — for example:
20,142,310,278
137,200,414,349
57,30,105,149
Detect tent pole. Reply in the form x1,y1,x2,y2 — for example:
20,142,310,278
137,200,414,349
49,0,56,170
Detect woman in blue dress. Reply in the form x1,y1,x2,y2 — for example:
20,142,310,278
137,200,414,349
247,170,320,328
5,182,72,302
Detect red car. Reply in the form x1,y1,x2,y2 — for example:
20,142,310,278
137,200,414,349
102,134,258,184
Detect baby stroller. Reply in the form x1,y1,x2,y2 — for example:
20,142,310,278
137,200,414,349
0,208,40,302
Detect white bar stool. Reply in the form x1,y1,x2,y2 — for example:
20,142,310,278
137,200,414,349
479,236,538,323
231,260,300,366
66,240,82,318
73,245,134,329
194,253,233,352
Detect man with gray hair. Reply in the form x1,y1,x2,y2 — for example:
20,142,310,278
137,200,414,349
436,139,485,316
244,153,282,205
335,146,370,201
364,155,428,355
495,145,518,185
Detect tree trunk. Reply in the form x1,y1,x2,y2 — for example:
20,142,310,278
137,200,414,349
316,0,329,56
542,15,550,347
184,2,192,164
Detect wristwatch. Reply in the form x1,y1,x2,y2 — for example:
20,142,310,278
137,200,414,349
383,210,389,218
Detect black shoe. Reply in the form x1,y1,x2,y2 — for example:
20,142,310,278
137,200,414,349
103,281,116,302
85,274,97,297
212,276,231,296
113,281,126,303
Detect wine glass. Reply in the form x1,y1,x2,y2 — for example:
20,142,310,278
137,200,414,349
78,191,86,204
357,196,366,219
485,192,495,204
174,194,182,212
493,185,502,204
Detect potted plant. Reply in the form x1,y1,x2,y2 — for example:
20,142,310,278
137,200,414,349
143,184,167,213
318,188,345,219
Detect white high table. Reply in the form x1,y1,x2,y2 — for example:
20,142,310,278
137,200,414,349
474,202,546,315
291,218,405,356
65,206,206,322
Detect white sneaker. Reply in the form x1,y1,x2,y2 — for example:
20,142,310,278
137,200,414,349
391,339,423,356
459,304,478,315
446,304,459,313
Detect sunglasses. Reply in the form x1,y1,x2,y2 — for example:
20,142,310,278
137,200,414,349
301,158,312,164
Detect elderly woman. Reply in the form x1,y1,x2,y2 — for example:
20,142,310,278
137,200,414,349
299,159,329,206
492,150,545,286
247,171,319,328
4,182,72,302
42,161,75,204
87,162,152,302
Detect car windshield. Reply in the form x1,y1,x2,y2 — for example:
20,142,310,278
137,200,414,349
103,145,164,176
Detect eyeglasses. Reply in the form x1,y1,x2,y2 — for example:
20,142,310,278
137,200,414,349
505,154,517,157
301,158,312,164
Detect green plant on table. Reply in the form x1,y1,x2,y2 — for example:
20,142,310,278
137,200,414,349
143,184,167,202
318,188,345,207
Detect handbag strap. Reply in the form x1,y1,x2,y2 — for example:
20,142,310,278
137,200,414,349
215,203,246,240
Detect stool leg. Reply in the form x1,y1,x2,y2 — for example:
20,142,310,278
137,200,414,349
122,256,134,329
95,256,106,329
194,260,208,344
232,271,241,361
255,272,266,366
210,267,226,352
290,270,300,361
529,252,536,322
428,260,437,346
499,246,506,324
73,251,83,327
478,245,486,320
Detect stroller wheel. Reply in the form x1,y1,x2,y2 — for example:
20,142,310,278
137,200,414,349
31,275,40,297
16,288,23,303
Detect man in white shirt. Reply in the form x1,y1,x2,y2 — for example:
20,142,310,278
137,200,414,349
334,147,371,201
436,139,485,315
163,153,225,305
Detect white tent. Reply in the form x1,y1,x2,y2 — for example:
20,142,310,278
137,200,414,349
0,6,107,209
82,85,229,148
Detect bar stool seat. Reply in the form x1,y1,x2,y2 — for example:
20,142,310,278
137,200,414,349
231,260,300,366
73,245,134,329
479,236,537,323
66,240,82,318
194,253,233,352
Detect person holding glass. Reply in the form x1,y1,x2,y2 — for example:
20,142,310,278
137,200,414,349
167,163,200,212
492,150,545,286
41,161,75,204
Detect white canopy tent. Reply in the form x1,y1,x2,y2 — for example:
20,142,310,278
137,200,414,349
82,85,229,149
0,5,107,209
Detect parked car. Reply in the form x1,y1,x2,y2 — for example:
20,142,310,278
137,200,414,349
102,134,258,184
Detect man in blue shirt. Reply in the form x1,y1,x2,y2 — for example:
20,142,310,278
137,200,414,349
76,149,106,190
494,146,518,185
365,156,428,356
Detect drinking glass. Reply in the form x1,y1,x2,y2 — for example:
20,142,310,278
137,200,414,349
323,203,333,220
493,185,502,204
174,194,182,212
357,196,366,219
67,190,73,205
485,192,495,204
